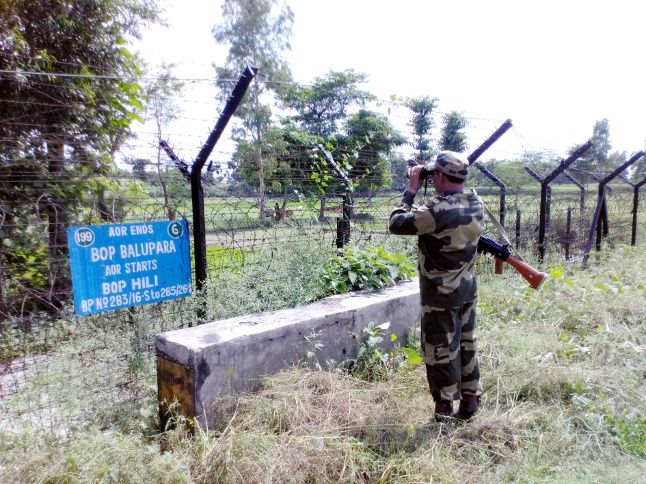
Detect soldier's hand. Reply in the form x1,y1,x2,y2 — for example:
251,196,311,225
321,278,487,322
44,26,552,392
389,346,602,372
407,165,425,194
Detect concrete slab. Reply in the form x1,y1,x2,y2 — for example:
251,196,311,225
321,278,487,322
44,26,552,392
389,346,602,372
155,278,420,428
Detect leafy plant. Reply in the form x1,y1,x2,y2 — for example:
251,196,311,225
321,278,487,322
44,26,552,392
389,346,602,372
388,330,424,370
349,322,423,382
604,412,646,458
398,345,424,366
320,245,416,294
548,265,574,287
350,322,391,382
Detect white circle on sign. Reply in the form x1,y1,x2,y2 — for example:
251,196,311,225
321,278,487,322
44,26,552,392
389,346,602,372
167,221,183,238
74,227,95,247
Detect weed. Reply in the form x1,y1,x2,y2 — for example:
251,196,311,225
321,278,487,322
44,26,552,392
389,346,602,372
205,238,332,319
350,322,391,382
347,322,423,382
303,329,324,370
0,430,190,483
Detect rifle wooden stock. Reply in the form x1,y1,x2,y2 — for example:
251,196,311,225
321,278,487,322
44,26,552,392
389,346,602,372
497,254,549,290
478,236,549,290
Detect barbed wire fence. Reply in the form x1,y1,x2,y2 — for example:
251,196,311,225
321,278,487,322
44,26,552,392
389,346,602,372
1,70,644,438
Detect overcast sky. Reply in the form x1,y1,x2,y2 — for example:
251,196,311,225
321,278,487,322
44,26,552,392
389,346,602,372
132,0,646,164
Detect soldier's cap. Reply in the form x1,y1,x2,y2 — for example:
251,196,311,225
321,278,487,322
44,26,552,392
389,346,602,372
426,151,469,181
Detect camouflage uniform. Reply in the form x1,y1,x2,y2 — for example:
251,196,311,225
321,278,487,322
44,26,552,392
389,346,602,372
389,177,485,403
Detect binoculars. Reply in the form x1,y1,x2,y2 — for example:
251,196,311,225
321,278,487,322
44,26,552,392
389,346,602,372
406,159,432,180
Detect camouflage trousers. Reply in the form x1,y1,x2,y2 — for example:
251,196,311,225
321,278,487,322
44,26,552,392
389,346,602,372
420,298,483,402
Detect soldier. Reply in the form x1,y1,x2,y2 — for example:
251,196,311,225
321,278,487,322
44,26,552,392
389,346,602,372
389,151,485,422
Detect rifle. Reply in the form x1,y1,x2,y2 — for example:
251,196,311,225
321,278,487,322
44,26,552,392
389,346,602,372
477,236,548,290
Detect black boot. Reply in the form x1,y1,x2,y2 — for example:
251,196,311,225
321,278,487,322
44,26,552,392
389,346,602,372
455,395,480,420
434,400,454,422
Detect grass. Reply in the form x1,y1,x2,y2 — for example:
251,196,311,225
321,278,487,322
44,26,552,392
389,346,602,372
0,245,644,482
185,246,644,483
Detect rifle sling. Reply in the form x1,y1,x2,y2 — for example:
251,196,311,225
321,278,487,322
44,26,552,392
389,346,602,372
482,203,523,259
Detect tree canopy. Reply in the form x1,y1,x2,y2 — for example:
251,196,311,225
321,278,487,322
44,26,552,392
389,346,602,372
439,111,468,152
213,0,293,87
405,96,438,162
0,0,158,156
281,70,375,137
0,0,159,310
571,118,612,175
278,72,399,198
340,109,404,191
233,70,399,198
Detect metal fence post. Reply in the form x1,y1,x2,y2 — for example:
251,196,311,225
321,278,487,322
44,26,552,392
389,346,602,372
473,162,507,226
524,167,548,253
336,192,352,249
537,140,593,261
467,119,513,164
562,171,586,212
318,146,354,250
582,151,644,268
595,187,606,251
161,65,257,324
632,179,646,246
515,209,521,249
565,207,572,260
465,118,512,233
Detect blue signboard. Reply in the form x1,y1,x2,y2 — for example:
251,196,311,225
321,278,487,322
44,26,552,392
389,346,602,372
67,220,192,316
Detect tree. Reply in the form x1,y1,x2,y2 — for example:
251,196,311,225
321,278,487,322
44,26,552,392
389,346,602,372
0,0,159,311
574,118,612,176
405,96,438,163
143,62,184,220
130,158,149,180
233,125,291,193
389,156,409,190
281,70,376,137
340,109,404,196
213,0,294,221
439,111,468,152
487,160,537,200
279,71,378,218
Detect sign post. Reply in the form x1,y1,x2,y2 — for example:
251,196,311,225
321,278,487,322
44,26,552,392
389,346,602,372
67,220,192,316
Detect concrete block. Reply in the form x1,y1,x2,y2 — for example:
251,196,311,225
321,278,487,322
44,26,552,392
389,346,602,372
155,279,420,428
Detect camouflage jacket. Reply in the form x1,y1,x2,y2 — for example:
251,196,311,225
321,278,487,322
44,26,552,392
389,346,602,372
389,189,485,307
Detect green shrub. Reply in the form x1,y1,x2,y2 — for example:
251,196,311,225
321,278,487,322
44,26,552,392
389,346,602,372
604,412,646,458
320,245,416,294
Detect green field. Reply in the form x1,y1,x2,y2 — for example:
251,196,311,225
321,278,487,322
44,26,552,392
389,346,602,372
186,187,643,263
